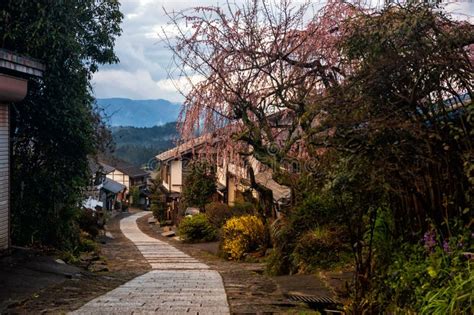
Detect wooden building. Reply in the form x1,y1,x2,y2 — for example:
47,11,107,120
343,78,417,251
86,158,126,211
0,49,44,252
156,134,291,219
100,158,148,191
155,134,212,221
99,158,149,207
156,134,212,195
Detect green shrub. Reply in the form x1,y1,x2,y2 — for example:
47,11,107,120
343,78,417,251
77,208,99,238
221,215,266,260
130,186,140,206
419,263,473,315
182,161,216,209
265,218,293,275
266,193,339,275
205,202,233,228
369,229,474,314
291,225,351,272
79,236,99,253
231,201,256,216
290,194,334,231
265,248,290,276
178,214,217,243
151,200,167,221
59,231,99,264
75,232,99,254
205,201,256,229
59,250,80,265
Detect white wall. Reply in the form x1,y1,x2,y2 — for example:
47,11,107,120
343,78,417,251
228,162,248,179
217,165,227,187
170,159,182,193
107,170,130,190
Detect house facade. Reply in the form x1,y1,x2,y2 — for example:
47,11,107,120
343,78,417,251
161,159,184,193
105,165,147,191
85,159,126,211
0,49,44,252
155,134,291,220
99,158,150,208
156,135,211,221
218,156,291,214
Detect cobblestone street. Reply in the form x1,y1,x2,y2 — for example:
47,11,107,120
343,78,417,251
71,212,230,315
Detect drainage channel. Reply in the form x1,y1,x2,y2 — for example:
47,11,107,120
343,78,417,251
286,294,344,314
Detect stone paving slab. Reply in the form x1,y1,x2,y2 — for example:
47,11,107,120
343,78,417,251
71,212,229,315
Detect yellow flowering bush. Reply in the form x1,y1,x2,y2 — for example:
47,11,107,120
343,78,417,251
221,215,265,260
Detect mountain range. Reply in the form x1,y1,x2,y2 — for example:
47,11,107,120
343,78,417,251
97,98,181,127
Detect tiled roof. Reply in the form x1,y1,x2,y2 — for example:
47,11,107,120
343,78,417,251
102,178,126,194
0,48,45,77
101,163,116,175
99,157,149,178
89,158,115,175
255,170,291,202
156,133,213,162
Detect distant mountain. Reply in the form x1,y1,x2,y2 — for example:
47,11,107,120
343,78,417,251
97,98,181,127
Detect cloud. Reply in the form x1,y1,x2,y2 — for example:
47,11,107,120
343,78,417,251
156,75,206,93
92,69,177,102
93,0,474,102
92,0,231,102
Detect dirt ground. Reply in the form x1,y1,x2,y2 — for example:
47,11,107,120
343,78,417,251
137,213,330,314
3,212,150,314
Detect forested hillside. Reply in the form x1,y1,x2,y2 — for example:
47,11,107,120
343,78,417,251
111,122,178,166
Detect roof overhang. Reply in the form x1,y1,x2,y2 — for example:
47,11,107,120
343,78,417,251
156,134,213,162
0,49,44,103
99,162,116,175
0,49,45,77
0,74,27,102
255,170,291,202
102,178,126,194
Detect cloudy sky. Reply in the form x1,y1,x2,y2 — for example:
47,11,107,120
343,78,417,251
91,0,474,103
91,0,194,102
90,0,332,102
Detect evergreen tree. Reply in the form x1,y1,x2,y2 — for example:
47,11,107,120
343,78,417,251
182,162,216,211
0,0,123,249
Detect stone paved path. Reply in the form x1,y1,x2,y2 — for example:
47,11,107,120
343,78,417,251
71,212,230,315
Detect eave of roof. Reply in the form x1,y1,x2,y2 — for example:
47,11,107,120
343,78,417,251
102,178,126,194
255,170,291,202
0,49,45,77
156,133,213,162
101,163,116,175
115,165,149,178
98,157,148,178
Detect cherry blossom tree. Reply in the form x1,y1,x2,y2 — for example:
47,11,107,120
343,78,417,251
164,0,360,189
